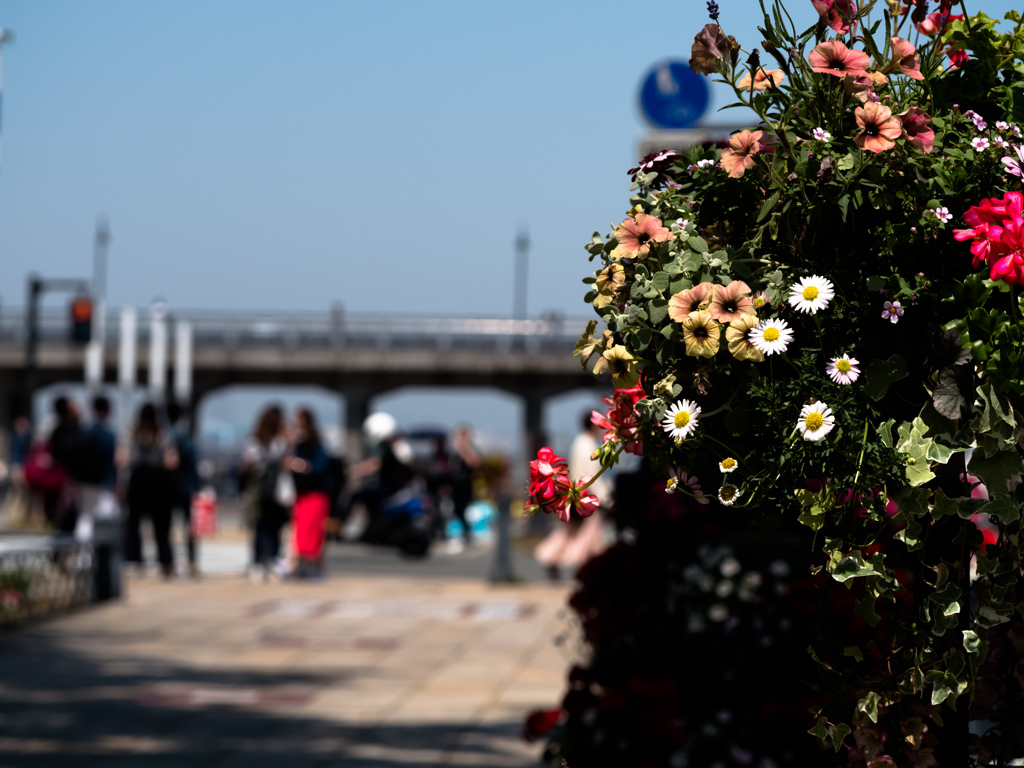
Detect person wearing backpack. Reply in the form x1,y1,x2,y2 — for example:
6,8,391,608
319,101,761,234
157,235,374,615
239,405,289,582
125,403,179,578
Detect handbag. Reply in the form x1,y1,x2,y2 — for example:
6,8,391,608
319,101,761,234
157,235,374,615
274,470,296,507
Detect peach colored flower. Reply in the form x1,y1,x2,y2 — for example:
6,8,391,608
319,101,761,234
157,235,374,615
885,36,923,80
855,102,903,153
720,130,763,179
708,280,754,323
809,40,870,78
610,213,675,261
669,282,717,323
736,68,785,92
724,313,764,362
593,263,625,308
680,310,721,358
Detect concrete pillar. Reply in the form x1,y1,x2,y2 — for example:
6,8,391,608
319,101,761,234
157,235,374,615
343,390,372,462
522,392,547,466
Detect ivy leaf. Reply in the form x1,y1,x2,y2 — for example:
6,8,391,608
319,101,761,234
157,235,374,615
978,493,1020,524
963,630,982,655
831,723,851,752
896,418,937,487
856,692,880,724
931,488,960,519
877,419,895,449
968,449,1023,495
925,670,958,706
975,381,1017,433
929,583,962,617
977,605,1012,628
832,553,876,582
855,593,881,627
862,355,908,401
808,717,830,743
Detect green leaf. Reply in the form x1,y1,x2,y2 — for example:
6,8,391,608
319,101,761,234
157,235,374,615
929,583,962,617
865,275,886,292
832,554,876,582
837,152,856,171
856,692,880,724
976,381,1017,432
931,488,960,519
808,717,830,743
932,368,967,420
862,356,908,401
650,271,670,294
963,630,982,655
968,450,1023,495
925,670,958,706
648,298,668,325
681,250,703,273
855,593,881,627
843,645,864,662
977,605,1012,628
831,723,851,752
978,493,1020,524
877,419,895,449
757,191,781,223
688,236,709,254
573,320,598,356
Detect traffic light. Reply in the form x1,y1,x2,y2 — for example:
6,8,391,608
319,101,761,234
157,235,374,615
70,296,93,344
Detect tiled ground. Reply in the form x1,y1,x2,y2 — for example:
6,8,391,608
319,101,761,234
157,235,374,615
0,574,572,767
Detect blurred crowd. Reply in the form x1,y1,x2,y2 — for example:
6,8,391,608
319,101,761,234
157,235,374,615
0,395,524,581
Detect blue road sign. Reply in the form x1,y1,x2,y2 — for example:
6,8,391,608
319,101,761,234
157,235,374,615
639,61,710,130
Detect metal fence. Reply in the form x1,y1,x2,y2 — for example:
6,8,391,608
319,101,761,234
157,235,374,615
0,307,590,356
0,536,95,627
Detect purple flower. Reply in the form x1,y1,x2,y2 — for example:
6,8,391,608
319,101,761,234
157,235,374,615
627,150,680,183
707,0,720,21
882,301,904,323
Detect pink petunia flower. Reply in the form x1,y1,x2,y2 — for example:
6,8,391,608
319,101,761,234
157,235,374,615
720,129,763,178
708,280,754,323
610,213,675,260
855,102,902,153
669,282,718,322
808,40,870,78
898,105,935,153
887,37,923,80
736,68,785,92
811,0,857,34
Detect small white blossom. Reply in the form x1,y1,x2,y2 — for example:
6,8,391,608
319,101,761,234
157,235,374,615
972,137,990,151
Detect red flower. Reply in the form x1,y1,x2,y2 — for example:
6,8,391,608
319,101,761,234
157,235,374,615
948,48,969,69
592,384,645,456
522,708,561,742
808,40,870,78
527,447,568,502
955,193,1024,284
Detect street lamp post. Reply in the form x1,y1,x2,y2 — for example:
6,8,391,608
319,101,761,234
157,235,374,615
513,227,530,321
0,28,14,168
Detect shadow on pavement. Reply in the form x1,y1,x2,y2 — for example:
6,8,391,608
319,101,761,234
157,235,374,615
0,628,539,768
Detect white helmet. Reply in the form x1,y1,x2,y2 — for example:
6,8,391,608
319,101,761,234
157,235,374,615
363,412,397,443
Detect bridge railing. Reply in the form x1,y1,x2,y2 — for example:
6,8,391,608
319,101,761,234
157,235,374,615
0,308,593,356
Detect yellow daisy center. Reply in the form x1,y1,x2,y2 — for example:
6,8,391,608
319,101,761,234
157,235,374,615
674,411,690,428
804,412,824,431
721,458,736,470
836,359,852,372
802,285,819,300
720,486,737,501
763,327,780,342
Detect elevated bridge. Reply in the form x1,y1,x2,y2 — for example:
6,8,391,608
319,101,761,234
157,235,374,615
0,308,602,458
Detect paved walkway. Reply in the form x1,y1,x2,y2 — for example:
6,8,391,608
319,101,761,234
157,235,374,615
0,574,572,767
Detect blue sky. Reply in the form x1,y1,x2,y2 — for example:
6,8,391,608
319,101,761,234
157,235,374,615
3,0,1020,457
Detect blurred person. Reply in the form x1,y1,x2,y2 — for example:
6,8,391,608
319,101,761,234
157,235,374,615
75,396,120,543
239,405,289,581
125,403,179,578
425,434,452,542
4,416,33,524
535,413,610,581
448,424,480,548
287,408,332,578
167,401,200,578
46,397,95,535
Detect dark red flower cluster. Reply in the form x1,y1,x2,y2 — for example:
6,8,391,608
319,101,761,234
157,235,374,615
954,192,1024,284
590,384,645,456
526,447,600,522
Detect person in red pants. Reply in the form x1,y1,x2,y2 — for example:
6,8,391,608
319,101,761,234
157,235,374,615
286,408,331,579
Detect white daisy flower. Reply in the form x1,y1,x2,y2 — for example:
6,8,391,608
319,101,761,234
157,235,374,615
666,470,710,503
662,400,701,441
718,483,740,506
748,319,794,356
787,275,835,314
797,401,835,442
826,354,861,385
719,457,739,473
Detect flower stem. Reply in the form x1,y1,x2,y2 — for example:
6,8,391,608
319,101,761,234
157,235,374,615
852,417,870,486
